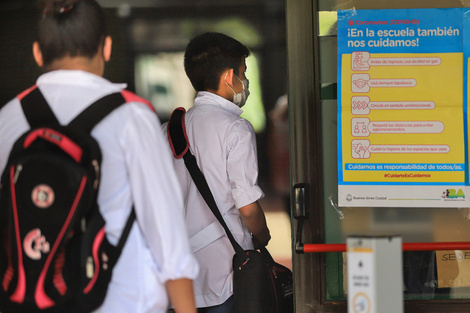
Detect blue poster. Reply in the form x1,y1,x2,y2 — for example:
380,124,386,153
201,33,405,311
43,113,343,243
337,8,470,207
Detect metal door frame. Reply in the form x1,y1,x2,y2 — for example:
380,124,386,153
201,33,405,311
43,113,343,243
286,0,470,312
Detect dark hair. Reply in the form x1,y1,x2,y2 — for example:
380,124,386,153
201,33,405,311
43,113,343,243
37,0,106,67
184,32,250,92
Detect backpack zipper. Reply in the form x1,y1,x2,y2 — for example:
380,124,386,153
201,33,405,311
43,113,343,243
92,160,100,189
13,165,23,183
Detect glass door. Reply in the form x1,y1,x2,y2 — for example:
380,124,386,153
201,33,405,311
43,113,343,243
287,0,470,312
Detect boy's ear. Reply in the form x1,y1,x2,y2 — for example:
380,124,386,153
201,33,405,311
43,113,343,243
214,68,234,99
223,68,235,86
33,42,44,67
103,36,112,62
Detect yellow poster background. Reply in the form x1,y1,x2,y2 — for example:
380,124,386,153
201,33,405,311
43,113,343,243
341,52,464,183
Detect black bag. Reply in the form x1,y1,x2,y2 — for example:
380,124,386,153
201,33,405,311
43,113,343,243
263,248,294,313
168,107,294,313
0,87,135,313
233,247,293,313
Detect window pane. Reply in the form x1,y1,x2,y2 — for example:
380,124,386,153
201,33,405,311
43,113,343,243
319,0,470,301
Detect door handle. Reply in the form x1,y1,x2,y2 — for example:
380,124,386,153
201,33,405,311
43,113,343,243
293,183,309,253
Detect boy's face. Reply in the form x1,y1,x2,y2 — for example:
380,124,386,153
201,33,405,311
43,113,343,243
238,58,247,80
232,58,247,93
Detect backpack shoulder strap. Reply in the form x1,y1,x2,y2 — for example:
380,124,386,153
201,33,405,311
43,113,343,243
20,86,60,128
70,92,136,256
167,107,190,159
111,207,136,266
68,92,127,133
18,88,129,132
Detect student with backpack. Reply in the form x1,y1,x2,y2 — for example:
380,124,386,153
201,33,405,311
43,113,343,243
0,0,198,312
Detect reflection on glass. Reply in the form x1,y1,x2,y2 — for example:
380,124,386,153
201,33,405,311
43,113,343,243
241,54,266,133
318,11,337,36
133,15,266,128
135,52,193,121
134,52,266,132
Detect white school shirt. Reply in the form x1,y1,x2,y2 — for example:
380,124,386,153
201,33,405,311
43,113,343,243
0,70,198,313
163,91,264,308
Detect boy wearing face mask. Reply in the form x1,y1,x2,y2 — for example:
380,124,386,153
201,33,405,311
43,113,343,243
163,32,271,313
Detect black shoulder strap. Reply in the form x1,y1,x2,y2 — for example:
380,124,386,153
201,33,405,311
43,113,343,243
68,92,127,132
167,108,190,159
21,87,60,128
68,91,136,254
110,207,136,265
167,108,245,257
20,87,127,133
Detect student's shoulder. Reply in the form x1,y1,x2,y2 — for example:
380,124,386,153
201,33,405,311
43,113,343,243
120,90,154,112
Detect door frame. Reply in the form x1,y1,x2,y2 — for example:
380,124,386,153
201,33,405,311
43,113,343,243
286,0,470,312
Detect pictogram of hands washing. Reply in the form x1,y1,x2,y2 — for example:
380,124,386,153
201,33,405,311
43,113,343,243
351,140,371,159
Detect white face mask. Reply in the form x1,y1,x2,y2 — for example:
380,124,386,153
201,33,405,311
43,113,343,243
225,72,250,108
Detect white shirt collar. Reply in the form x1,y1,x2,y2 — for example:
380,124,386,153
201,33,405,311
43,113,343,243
36,70,127,90
194,91,243,116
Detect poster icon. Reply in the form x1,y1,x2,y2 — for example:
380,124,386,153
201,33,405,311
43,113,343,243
352,74,370,93
352,52,370,71
352,96,370,115
352,140,371,159
351,118,370,137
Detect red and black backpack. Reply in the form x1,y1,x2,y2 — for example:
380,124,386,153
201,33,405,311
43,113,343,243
0,87,137,313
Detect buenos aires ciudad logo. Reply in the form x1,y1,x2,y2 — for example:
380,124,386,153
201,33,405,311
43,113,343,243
442,189,465,199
